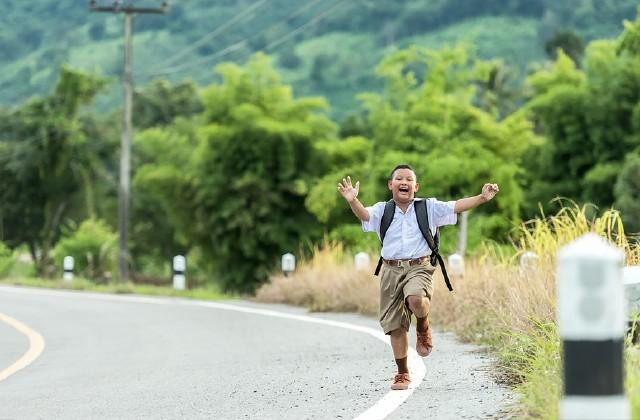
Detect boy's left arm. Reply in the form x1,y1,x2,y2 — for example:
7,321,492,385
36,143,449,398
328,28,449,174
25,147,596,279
454,183,499,214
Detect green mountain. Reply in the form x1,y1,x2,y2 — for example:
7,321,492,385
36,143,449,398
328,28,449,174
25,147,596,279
0,0,637,119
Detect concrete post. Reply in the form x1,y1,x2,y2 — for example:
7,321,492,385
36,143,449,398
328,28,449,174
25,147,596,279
282,253,295,277
172,255,186,290
519,251,538,275
355,252,370,271
447,253,464,278
557,233,629,420
63,256,74,282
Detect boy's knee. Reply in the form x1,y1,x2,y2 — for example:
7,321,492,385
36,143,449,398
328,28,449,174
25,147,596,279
406,295,424,310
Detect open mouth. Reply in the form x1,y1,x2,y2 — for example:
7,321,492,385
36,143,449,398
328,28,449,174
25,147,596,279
398,186,410,194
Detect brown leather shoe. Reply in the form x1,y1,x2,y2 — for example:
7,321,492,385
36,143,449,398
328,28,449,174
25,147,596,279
390,372,411,390
416,326,433,357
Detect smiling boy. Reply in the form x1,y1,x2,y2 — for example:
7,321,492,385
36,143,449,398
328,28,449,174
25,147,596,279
337,164,499,390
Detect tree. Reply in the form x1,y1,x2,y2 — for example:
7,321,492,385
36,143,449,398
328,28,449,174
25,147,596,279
545,30,585,66
523,13,640,218
133,80,203,129
614,152,640,234
0,67,107,275
135,54,336,292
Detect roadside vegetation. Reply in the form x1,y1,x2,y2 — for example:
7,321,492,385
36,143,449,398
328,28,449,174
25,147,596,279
0,276,232,301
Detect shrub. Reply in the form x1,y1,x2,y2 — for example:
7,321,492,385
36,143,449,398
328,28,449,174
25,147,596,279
0,242,14,277
52,218,117,282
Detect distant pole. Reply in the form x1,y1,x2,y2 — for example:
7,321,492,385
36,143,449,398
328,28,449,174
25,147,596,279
457,211,468,255
557,234,629,420
119,11,133,282
89,1,168,282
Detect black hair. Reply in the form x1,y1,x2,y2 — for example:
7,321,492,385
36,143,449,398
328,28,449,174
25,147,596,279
389,164,415,180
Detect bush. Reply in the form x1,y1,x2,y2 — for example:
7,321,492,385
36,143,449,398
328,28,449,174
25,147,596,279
0,242,14,277
52,218,117,282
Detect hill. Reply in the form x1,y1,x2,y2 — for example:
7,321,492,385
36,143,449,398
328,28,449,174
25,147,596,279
0,0,637,118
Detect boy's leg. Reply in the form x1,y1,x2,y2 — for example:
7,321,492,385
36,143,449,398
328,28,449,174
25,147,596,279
403,264,435,357
406,295,432,356
389,329,411,390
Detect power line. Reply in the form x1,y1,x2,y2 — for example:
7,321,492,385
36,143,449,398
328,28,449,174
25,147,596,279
140,40,247,78
150,0,267,71
263,0,346,52
138,0,343,83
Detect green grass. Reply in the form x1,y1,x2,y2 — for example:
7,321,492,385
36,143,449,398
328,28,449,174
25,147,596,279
500,321,640,419
0,276,234,301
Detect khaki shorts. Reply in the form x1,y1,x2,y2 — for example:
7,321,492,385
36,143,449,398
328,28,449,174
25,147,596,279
379,261,435,335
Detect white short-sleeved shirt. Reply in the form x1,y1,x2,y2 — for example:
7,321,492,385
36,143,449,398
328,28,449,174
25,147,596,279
362,198,457,259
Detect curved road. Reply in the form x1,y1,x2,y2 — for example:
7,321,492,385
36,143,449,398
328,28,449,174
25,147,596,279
0,286,513,419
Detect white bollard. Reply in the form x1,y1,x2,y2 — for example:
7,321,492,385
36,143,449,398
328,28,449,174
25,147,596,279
282,253,295,277
63,256,74,282
172,255,186,290
557,233,629,420
354,252,370,271
623,266,640,318
447,253,464,277
519,251,538,275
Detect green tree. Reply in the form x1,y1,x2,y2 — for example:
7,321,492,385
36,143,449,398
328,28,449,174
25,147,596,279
614,152,640,234
545,30,585,66
0,67,107,276
135,54,336,292
523,13,640,218
133,80,203,129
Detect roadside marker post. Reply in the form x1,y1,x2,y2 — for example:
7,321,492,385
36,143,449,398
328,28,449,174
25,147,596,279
63,256,74,283
447,253,464,278
282,253,295,277
355,252,370,271
172,255,186,290
557,233,629,420
519,251,538,275
623,266,640,342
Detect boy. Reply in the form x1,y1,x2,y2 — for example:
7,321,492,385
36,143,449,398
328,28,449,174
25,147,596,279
337,164,499,390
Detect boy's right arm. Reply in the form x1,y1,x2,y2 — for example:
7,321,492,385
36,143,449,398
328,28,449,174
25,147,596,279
337,176,370,222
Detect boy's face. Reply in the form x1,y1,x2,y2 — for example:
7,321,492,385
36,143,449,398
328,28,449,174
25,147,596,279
388,168,419,203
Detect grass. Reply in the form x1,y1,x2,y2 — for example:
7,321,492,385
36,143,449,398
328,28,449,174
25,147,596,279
255,205,640,418
255,240,379,315
0,276,233,301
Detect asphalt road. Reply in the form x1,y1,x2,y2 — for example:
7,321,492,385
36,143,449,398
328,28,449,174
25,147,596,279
0,286,513,419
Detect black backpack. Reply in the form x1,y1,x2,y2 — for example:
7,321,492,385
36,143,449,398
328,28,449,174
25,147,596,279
373,199,453,292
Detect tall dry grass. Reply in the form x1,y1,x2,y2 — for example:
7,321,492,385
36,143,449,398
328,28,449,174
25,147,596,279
255,241,379,316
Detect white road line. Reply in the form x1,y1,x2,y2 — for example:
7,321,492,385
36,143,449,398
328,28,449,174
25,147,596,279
192,301,426,420
0,286,425,419
0,312,46,382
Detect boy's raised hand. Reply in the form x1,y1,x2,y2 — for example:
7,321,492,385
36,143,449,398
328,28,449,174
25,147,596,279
481,183,500,201
337,176,360,202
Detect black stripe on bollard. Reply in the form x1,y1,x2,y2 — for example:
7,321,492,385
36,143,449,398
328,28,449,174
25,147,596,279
173,270,185,275
563,339,624,396
63,269,73,273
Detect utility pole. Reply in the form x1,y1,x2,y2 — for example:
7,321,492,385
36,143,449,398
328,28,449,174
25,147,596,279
89,1,168,282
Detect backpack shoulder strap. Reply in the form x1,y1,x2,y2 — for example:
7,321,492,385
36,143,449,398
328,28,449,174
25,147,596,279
379,199,396,244
414,199,437,253
414,199,453,292
374,199,396,276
